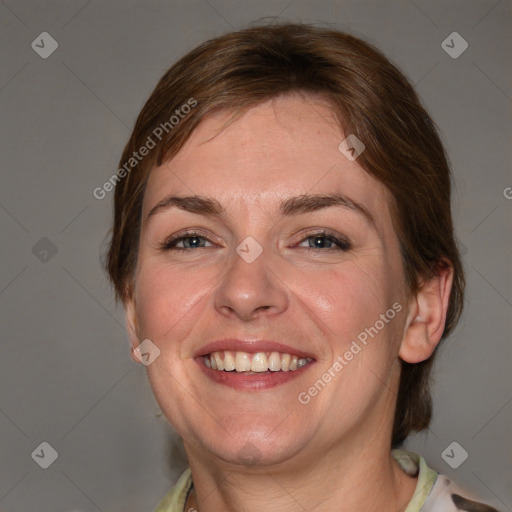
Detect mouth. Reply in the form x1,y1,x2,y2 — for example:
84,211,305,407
202,350,314,374
194,340,316,390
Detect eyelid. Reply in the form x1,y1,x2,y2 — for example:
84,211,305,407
294,229,351,251
160,230,218,250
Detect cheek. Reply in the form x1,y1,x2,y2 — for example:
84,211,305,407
292,259,405,374
301,263,404,393
297,261,394,331
134,260,216,341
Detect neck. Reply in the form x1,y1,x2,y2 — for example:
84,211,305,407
183,424,416,512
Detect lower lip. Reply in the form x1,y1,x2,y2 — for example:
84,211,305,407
195,357,315,390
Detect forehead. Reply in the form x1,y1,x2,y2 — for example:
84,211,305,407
142,94,393,230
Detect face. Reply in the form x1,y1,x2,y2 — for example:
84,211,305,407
127,94,411,468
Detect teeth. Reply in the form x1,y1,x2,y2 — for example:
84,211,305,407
268,352,281,371
281,353,290,372
213,352,223,371
223,351,235,371
297,358,307,368
235,351,251,372
204,350,313,373
251,352,268,372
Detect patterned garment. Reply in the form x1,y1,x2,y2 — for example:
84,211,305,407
420,475,500,512
153,449,500,512
394,450,500,512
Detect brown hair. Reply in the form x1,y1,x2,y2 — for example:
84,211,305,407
104,22,465,446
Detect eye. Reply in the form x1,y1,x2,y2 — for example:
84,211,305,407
297,231,351,251
160,232,214,250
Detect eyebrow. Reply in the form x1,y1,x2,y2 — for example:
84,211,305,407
146,193,375,226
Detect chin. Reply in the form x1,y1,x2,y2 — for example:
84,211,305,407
201,428,309,468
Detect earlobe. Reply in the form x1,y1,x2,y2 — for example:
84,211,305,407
125,297,141,363
399,262,454,364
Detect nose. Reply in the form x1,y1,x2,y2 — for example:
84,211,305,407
213,246,289,322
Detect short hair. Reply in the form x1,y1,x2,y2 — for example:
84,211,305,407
104,22,465,446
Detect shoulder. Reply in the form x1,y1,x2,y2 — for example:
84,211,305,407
422,474,501,512
392,450,500,512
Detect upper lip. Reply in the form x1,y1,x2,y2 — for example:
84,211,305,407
194,339,316,360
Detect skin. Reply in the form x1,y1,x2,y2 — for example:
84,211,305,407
125,94,453,512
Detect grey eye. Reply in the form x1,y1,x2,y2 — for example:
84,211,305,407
182,235,208,248
307,235,335,248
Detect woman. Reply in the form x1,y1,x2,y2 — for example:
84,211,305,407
104,23,498,512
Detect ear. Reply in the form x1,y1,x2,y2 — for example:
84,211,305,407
399,262,454,364
125,296,141,364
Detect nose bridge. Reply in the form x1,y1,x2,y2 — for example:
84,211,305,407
213,238,288,320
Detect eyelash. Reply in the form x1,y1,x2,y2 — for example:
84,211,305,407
160,231,211,251
160,230,351,252
301,229,352,252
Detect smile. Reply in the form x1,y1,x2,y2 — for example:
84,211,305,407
204,350,315,373
197,350,316,390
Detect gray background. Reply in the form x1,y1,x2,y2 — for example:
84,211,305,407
0,1,510,511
